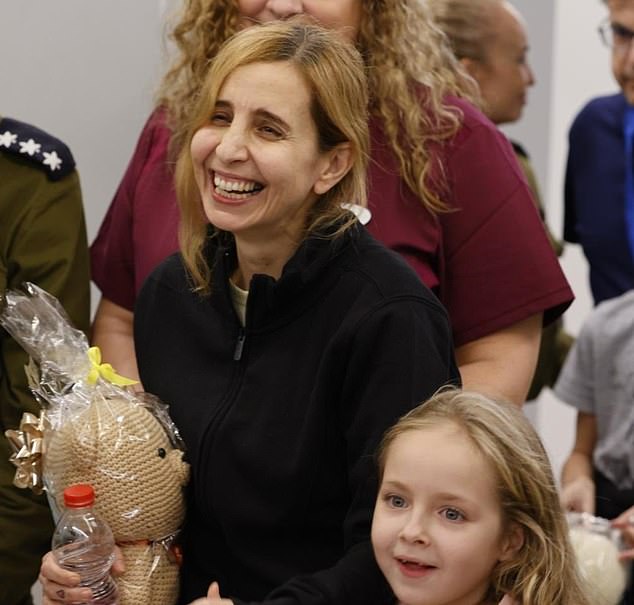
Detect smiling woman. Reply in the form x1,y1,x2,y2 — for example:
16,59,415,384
175,20,369,294
187,61,351,286
36,20,459,605
140,21,458,605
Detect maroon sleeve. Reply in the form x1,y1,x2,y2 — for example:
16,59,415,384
90,108,178,311
438,104,573,346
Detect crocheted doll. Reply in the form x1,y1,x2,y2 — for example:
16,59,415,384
45,395,190,605
0,283,190,605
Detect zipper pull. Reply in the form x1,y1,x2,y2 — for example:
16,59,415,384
233,329,246,361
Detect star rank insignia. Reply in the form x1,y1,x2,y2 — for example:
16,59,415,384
0,117,76,181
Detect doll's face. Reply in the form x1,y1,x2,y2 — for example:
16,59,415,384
45,398,189,539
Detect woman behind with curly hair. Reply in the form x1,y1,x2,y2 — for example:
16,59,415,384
159,0,477,212
90,0,573,406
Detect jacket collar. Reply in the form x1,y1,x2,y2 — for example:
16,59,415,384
205,222,361,328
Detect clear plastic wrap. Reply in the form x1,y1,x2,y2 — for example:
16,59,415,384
567,511,628,605
1,282,190,605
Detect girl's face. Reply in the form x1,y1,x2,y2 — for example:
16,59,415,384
237,0,362,42
371,423,519,605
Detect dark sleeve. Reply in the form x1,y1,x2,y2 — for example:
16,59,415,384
439,122,573,345
1,169,90,425
90,110,163,311
233,298,459,605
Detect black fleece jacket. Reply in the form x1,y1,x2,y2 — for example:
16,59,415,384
134,223,459,605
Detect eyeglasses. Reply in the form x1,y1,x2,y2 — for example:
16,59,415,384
598,18,634,51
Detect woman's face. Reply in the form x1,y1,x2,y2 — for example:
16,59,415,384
466,2,534,126
237,0,362,41
190,61,344,245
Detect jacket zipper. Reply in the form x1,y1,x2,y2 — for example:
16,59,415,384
233,328,246,361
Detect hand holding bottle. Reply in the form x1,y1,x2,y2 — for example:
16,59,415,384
40,485,125,604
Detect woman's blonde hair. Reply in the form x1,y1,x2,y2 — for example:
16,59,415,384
376,389,591,605
157,0,479,214
175,20,369,293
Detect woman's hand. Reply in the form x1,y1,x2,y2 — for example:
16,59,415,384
188,581,235,605
40,545,125,604
611,506,634,561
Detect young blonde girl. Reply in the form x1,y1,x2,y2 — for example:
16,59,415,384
372,389,590,605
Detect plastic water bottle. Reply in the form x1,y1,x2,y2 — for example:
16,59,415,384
52,484,118,605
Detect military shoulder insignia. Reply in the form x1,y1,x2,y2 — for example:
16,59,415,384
0,117,76,181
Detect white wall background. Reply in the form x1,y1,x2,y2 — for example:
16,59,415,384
0,6,622,599
1,1,166,257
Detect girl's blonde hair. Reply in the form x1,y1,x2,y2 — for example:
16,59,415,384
376,389,591,605
174,20,369,293
157,0,479,214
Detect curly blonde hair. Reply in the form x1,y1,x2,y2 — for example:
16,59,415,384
157,0,242,155
156,0,479,214
376,388,592,605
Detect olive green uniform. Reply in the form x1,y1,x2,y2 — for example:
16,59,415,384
0,117,90,605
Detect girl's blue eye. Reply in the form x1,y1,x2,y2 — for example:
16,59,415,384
387,495,407,509
442,507,464,522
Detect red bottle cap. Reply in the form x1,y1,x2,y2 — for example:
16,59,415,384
63,484,95,508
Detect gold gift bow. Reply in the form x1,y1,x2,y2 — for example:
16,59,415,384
5,412,46,494
4,348,137,493
86,346,138,386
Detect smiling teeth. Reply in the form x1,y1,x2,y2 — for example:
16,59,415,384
214,175,259,192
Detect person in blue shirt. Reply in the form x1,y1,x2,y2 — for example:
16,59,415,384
564,0,634,304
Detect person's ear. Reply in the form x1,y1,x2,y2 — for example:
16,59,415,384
459,56,483,82
313,143,354,195
499,523,524,562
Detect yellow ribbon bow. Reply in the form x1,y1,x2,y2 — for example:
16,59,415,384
86,346,139,386
5,412,46,494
